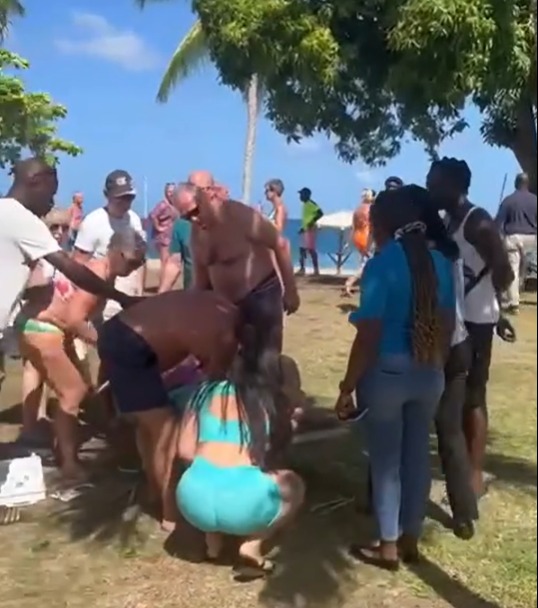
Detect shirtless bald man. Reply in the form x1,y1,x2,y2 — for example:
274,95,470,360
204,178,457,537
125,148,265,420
172,171,299,351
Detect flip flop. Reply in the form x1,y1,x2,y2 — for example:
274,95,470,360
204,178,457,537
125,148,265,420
349,544,400,572
232,557,276,582
50,483,94,503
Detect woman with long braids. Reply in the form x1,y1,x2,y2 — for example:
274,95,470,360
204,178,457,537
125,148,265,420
335,186,455,570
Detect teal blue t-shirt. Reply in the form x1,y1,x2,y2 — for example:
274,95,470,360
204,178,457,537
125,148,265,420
349,240,455,356
169,218,193,289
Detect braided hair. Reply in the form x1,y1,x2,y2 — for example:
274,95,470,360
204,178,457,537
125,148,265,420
429,157,472,195
371,187,443,364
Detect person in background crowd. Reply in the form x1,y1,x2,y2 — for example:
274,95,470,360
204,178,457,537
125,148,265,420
384,176,404,191
427,158,514,500
344,188,375,296
297,187,323,276
264,179,288,233
0,159,138,339
72,170,146,325
67,192,84,249
175,172,300,352
158,216,193,292
150,183,179,284
495,172,537,315
336,187,454,570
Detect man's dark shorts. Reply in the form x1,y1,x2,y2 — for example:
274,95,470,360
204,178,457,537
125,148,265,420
464,322,495,412
236,271,284,351
97,315,168,415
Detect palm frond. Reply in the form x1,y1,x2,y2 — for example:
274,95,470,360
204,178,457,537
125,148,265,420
156,21,209,103
0,0,25,41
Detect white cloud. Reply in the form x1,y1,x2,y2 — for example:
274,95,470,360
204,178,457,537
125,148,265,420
355,168,375,184
54,11,161,71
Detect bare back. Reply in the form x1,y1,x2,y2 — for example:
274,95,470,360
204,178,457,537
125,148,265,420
192,202,276,302
118,290,239,375
37,258,111,329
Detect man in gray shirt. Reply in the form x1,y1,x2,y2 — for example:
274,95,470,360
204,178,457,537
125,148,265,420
496,172,537,313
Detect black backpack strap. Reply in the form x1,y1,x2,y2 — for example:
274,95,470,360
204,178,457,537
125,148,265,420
464,265,491,296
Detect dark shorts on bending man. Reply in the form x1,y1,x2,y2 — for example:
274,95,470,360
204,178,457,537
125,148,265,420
97,315,169,415
236,271,284,352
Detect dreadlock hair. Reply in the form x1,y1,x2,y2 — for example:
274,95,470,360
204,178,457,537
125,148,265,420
371,187,443,365
430,157,472,195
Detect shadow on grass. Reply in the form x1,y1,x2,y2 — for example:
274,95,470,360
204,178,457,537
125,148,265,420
46,473,147,550
258,456,368,608
0,401,21,425
408,558,504,608
484,452,537,496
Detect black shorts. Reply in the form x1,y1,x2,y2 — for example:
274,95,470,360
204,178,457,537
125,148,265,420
464,322,495,411
236,271,284,351
97,316,168,415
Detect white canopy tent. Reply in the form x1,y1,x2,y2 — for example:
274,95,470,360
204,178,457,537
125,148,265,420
316,211,354,274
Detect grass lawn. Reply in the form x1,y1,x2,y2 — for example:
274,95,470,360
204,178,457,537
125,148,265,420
0,280,536,608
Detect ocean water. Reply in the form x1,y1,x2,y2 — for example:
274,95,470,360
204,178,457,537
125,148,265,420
144,217,361,273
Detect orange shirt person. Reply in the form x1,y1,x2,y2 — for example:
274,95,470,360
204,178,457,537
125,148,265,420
352,189,375,255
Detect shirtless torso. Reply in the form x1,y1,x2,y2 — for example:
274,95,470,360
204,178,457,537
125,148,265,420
116,290,239,377
191,201,276,303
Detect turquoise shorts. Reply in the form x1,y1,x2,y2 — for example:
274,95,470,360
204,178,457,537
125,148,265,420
176,457,282,536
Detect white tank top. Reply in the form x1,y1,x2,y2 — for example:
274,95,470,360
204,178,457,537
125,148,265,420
451,207,500,324
451,258,468,345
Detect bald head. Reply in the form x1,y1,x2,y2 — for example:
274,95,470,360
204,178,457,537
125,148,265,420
515,172,529,191
9,157,58,217
12,158,56,184
188,170,215,189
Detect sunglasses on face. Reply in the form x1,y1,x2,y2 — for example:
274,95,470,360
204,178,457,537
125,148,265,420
50,224,69,232
182,206,200,222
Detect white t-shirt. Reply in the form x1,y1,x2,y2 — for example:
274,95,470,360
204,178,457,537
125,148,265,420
74,207,146,320
0,197,61,332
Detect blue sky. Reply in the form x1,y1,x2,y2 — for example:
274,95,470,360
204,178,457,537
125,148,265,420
2,0,521,218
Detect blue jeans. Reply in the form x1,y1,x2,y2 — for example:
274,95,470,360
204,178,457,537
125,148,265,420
358,355,444,541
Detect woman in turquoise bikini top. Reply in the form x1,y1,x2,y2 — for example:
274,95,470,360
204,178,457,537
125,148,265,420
175,325,305,581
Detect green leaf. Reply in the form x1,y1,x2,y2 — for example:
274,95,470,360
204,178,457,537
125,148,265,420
0,49,82,168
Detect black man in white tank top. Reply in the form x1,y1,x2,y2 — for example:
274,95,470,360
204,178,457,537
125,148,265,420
427,158,514,500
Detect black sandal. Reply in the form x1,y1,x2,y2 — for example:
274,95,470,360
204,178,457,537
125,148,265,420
349,544,400,572
232,557,275,582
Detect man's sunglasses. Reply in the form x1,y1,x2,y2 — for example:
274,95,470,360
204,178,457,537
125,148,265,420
182,206,200,221
50,224,69,231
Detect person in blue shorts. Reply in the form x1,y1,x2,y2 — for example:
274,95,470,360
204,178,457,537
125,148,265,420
175,325,305,581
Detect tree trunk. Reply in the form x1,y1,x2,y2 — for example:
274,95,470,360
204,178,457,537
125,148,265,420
241,73,259,205
510,98,537,194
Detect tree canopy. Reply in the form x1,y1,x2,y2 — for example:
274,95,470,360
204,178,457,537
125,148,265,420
0,49,81,168
193,0,537,188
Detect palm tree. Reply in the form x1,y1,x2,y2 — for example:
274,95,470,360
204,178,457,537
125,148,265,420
135,1,262,205
0,0,24,42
